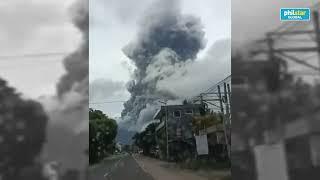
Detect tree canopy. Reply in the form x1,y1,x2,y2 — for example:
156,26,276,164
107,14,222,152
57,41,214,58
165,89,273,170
0,79,48,179
89,108,118,164
132,122,158,156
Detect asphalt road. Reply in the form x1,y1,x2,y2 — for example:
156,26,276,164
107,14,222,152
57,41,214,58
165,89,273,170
89,154,154,180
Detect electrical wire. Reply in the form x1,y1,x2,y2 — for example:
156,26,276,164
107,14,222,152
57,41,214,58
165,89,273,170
89,100,127,105
0,52,69,60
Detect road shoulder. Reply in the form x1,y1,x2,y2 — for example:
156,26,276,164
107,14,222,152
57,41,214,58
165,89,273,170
132,154,230,180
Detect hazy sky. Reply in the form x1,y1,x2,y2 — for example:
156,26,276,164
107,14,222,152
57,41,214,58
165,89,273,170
89,0,231,118
232,0,316,46
0,0,81,99
233,0,319,82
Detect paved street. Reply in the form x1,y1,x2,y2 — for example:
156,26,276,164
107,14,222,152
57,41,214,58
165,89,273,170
89,154,154,180
89,153,230,180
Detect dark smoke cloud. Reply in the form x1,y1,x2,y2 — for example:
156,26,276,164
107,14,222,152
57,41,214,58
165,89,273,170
123,0,205,79
120,0,206,130
40,0,89,173
57,0,88,98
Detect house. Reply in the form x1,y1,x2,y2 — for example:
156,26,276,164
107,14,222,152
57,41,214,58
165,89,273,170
153,103,229,161
193,114,229,160
153,104,203,160
284,110,320,179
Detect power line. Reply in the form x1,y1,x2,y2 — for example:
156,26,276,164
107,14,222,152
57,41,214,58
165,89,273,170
0,52,70,60
191,75,231,102
89,100,127,105
0,63,62,69
289,70,320,76
203,75,231,93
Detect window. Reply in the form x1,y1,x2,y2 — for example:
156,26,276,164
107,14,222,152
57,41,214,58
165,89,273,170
185,109,193,115
173,110,181,118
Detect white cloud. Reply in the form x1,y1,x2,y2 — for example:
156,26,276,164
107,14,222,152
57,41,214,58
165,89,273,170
154,39,231,98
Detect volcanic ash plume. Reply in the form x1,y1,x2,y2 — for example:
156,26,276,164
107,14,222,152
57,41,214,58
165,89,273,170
41,0,89,172
121,0,206,130
57,0,88,100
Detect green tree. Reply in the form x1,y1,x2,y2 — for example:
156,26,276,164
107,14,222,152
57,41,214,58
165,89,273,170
132,123,158,156
0,79,48,179
89,108,118,164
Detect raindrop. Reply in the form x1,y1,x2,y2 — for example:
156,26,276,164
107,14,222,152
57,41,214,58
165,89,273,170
16,135,24,142
16,121,25,129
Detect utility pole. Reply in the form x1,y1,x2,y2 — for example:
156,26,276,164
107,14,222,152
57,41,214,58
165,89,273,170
313,10,320,77
218,85,230,159
224,83,230,123
267,33,275,63
158,100,169,161
200,93,204,106
223,83,231,158
251,15,320,80
227,83,231,118
266,32,281,92
227,83,232,152
217,85,224,115
165,105,169,161
227,83,231,102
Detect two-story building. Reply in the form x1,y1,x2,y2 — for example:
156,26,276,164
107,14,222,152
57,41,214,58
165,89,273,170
153,104,202,161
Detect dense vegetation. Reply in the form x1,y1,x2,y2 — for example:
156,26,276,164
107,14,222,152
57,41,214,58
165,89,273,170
89,108,118,164
132,123,158,156
0,79,48,179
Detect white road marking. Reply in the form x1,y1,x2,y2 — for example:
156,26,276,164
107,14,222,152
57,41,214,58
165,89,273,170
132,154,148,174
103,173,109,177
103,155,125,178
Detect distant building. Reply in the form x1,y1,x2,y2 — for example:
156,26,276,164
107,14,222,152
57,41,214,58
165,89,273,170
154,104,202,160
153,103,230,161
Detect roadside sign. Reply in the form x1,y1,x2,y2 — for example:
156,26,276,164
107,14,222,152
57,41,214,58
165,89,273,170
195,135,209,155
254,142,289,180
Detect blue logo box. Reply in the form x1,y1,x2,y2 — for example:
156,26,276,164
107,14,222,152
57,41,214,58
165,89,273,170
280,8,310,21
